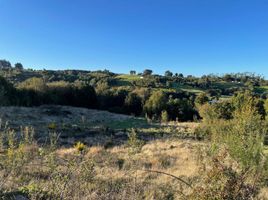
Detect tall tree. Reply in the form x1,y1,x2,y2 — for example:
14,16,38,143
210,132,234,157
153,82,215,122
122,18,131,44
164,70,173,77
143,69,153,76
15,63,23,71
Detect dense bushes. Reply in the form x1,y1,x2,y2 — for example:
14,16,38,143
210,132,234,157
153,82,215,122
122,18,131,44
1,68,267,123
0,75,200,121
189,92,268,199
0,76,18,105
143,90,197,121
198,91,266,122
0,77,98,108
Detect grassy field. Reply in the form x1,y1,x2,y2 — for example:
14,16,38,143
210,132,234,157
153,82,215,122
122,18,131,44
255,86,268,94
116,74,141,81
211,81,244,89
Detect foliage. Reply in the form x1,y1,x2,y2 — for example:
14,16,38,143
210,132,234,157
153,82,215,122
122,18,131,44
164,70,173,77
199,101,234,122
143,69,153,76
195,92,209,107
144,91,167,120
127,128,144,154
191,93,268,199
14,63,23,71
0,59,267,122
18,77,47,92
161,110,169,123
74,141,86,153
124,92,143,116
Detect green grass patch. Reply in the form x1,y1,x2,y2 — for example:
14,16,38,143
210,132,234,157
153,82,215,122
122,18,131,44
116,74,141,81
114,74,142,86
172,83,204,94
211,81,244,89
254,86,268,94
105,118,150,129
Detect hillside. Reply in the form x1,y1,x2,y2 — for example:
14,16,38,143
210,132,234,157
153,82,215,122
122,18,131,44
0,105,198,146
0,62,266,97
0,61,268,199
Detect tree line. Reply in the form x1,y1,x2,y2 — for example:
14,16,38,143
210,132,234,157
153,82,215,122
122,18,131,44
1,74,268,123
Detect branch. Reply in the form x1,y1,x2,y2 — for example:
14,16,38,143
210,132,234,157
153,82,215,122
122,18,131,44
140,169,192,188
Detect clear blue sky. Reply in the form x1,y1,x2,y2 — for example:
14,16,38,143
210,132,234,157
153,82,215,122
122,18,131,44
0,0,268,77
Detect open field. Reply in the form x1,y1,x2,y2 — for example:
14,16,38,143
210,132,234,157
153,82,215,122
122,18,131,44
0,106,200,147
0,106,268,199
0,106,205,199
255,86,268,94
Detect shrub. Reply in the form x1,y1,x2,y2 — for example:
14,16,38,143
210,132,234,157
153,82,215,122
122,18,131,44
191,93,268,199
144,91,167,120
127,128,144,154
48,122,57,130
74,141,86,153
161,110,169,123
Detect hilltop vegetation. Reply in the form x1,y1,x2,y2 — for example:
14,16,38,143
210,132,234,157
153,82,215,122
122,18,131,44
0,59,268,122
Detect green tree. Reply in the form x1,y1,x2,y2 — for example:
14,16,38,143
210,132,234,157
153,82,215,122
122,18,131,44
130,70,136,75
232,91,265,118
124,92,142,116
144,91,167,120
0,76,17,105
167,97,196,121
143,69,153,76
164,70,173,77
0,59,12,69
199,101,234,121
14,63,23,71
195,93,209,107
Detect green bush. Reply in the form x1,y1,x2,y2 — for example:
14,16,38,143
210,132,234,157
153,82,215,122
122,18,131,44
127,128,145,154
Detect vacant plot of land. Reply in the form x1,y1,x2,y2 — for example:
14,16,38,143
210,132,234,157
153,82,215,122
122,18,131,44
0,106,198,147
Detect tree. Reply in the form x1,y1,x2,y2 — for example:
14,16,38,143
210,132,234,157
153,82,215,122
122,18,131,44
143,69,153,76
178,73,184,78
232,91,265,118
223,74,234,82
206,89,221,98
195,93,209,107
164,70,173,77
75,84,97,108
130,70,136,75
15,63,23,71
144,91,167,119
124,92,143,116
0,60,12,70
198,101,234,121
167,97,196,121
0,76,17,105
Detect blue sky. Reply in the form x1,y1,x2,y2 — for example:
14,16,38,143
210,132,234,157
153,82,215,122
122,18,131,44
0,0,268,77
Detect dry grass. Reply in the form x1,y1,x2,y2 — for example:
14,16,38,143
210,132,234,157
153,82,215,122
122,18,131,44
56,139,200,189
259,188,268,200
